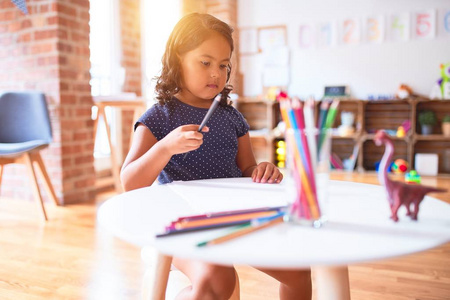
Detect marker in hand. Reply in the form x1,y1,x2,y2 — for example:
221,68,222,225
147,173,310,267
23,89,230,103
183,94,222,160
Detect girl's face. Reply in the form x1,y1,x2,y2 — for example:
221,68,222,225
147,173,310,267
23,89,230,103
177,32,231,107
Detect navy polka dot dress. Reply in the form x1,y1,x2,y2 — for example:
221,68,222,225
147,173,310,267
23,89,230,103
136,97,250,184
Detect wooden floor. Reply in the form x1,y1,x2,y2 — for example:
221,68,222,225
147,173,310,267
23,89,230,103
0,172,449,300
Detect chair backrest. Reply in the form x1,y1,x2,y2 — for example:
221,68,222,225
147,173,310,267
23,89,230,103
0,91,52,144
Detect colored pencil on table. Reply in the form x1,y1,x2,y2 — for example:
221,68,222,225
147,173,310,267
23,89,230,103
171,210,281,230
174,206,286,223
196,212,285,247
156,221,252,237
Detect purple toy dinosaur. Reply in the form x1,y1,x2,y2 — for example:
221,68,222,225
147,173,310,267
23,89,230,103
374,130,447,222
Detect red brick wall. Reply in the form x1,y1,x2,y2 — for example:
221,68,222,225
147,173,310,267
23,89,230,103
0,0,95,204
119,0,142,162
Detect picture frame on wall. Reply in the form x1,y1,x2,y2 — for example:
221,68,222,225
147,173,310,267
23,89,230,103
258,25,287,52
239,28,259,55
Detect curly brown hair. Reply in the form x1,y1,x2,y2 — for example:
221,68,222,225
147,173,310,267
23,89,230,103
154,13,234,106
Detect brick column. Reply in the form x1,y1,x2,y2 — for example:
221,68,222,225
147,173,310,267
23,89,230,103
119,0,142,162
0,0,95,204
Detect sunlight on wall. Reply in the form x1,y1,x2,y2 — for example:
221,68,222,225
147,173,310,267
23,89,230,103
142,0,181,100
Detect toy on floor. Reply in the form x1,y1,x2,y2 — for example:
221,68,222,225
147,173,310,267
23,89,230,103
374,130,447,222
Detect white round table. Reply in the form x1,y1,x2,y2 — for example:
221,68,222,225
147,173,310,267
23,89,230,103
98,178,450,300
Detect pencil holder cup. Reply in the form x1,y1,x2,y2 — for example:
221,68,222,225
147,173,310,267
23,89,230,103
284,128,331,228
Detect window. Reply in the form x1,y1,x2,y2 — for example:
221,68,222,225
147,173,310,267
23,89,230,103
89,0,122,167
89,0,122,96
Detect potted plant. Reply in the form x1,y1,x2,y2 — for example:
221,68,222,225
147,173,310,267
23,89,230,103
418,110,437,135
442,114,450,136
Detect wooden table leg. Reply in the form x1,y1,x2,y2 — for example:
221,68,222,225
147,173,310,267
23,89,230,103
313,265,350,300
142,252,173,300
99,106,123,193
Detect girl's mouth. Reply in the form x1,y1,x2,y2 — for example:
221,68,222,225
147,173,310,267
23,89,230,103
207,84,218,89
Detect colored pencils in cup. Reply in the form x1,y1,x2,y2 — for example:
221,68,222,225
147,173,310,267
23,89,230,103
278,94,321,220
196,212,285,247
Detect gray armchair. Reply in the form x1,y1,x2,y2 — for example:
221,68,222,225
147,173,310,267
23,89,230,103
0,91,59,220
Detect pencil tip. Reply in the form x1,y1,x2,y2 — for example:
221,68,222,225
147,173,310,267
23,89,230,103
197,242,208,247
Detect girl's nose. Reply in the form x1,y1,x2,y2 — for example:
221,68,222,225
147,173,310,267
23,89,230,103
210,68,220,78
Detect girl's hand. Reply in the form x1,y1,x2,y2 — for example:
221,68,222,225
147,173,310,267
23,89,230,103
161,125,209,155
251,162,283,184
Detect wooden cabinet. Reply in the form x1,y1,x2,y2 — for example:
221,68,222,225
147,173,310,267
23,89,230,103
237,97,450,174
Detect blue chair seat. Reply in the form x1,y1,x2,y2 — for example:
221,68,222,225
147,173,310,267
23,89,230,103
0,140,49,157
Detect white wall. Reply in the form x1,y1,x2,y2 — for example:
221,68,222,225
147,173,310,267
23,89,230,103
238,0,450,99
142,0,181,100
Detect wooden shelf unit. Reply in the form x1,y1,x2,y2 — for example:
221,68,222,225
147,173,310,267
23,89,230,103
358,98,450,173
237,97,450,174
235,97,281,163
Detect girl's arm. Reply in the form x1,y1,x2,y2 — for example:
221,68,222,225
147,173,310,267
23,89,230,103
236,133,283,184
121,124,208,191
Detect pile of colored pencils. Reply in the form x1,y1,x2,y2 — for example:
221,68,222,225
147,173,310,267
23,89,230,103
156,206,287,239
277,92,339,221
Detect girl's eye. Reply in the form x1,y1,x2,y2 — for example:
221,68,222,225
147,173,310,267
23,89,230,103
201,61,210,66
220,64,228,69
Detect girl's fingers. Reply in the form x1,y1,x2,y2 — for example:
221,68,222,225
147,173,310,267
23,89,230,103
251,168,258,182
184,131,204,140
275,172,283,183
252,163,271,183
181,124,201,131
181,125,209,133
268,169,283,184
252,163,283,184
260,164,274,183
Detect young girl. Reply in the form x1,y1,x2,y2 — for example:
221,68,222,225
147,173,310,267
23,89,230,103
121,13,311,300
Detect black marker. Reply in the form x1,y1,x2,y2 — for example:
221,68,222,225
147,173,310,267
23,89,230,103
183,94,222,160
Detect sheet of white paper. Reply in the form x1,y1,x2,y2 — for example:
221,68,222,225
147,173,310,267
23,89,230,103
167,178,289,214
